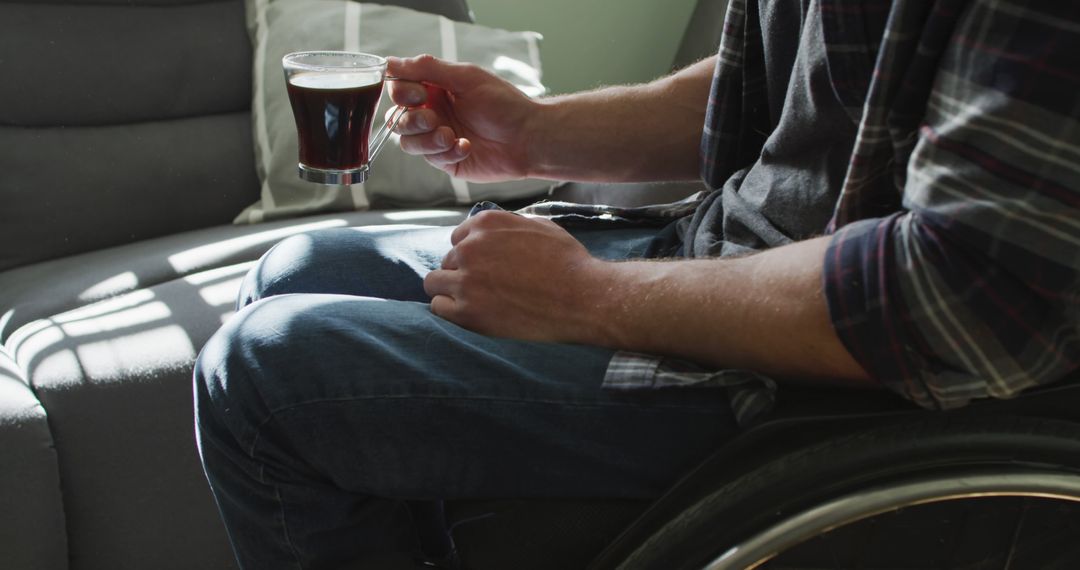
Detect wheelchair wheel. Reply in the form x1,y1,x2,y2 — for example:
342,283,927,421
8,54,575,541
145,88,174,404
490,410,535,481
616,416,1080,570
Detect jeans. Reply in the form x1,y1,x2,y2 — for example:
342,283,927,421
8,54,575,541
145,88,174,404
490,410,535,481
194,224,738,569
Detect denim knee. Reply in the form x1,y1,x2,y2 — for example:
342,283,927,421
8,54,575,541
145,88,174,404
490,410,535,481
198,294,373,444
196,294,352,453
237,231,345,309
235,228,433,310
195,299,282,451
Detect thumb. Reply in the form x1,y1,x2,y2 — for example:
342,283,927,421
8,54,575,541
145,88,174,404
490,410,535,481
387,54,482,93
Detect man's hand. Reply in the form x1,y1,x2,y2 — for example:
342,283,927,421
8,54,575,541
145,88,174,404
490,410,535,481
387,55,540,183
428,220,872,387
389,54,718,184
422,210,613,344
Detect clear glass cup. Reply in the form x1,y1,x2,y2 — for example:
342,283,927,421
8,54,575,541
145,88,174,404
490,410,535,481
282,51,406,185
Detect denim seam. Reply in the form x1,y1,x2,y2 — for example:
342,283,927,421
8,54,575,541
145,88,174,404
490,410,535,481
236,355,307,569
252,423,307,569
273,476,306,569
265,393,728,416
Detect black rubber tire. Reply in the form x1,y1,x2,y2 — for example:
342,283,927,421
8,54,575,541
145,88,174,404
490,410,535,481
616,415,1080,570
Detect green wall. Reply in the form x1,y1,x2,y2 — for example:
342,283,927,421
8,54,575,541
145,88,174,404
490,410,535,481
468,0,700,94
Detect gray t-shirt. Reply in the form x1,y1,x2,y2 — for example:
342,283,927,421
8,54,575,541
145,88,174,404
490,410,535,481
599,0,862,427
682,0,856,258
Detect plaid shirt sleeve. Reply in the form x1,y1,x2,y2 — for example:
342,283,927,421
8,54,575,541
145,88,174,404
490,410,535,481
823,0,1080,410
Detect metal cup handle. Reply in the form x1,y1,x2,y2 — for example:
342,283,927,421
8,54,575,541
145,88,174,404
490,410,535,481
368,105,406,165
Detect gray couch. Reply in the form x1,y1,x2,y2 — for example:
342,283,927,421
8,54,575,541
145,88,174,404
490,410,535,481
0,0,721,568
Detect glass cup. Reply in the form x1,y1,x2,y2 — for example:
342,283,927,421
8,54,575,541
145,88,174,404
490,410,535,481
282,51,406,185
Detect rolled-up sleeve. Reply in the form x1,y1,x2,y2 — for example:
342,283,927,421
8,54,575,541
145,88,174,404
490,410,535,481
823,5,1080,410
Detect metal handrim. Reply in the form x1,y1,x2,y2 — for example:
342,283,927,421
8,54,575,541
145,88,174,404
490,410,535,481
703,470,1080,570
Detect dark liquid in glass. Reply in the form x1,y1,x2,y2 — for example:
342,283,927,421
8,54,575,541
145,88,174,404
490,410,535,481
286,73,384,170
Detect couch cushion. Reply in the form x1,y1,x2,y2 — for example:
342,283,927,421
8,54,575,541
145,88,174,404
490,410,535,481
0,113,262,273
0,346,68,570
0,208,466,342
0,0,261,272
0,1,252,128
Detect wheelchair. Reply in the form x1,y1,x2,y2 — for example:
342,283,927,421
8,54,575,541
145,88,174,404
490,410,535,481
444,376,1080,569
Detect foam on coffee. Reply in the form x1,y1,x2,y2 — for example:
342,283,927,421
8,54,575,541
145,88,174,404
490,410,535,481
288,71,382,90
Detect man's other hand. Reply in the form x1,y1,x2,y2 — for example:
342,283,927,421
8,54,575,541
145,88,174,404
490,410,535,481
387,55,540,183
423,210,612,344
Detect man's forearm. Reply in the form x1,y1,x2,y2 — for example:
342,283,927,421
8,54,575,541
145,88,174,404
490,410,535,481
583,236,876,387
524,56,716,183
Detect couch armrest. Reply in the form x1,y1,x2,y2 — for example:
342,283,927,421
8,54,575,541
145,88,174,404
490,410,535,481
0,346,68,570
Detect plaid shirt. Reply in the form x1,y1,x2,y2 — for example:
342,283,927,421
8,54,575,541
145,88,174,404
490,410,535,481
603,0,1080,421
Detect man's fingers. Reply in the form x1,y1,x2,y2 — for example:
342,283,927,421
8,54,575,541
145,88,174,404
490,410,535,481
440,247,459,270
449,208,519,245
399,126,457,155
429,295,460,322
386,54,481,93
393,108,439,135
387,79,427,107
425,138,471,168
423,268,458,299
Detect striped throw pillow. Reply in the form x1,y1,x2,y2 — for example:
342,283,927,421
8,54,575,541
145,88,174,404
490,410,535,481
237,0,552,223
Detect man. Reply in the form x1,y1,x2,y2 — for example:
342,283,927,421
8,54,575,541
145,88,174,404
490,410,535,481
194,0,1080,568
